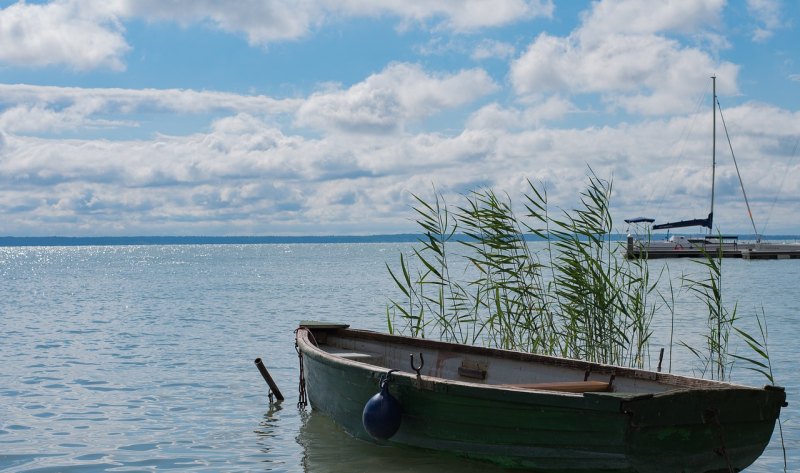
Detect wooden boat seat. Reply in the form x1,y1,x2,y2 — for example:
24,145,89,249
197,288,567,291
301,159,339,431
325,347,384,365
502,380,611,393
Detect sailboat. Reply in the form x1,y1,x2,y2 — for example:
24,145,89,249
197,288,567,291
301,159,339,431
625,77,800,260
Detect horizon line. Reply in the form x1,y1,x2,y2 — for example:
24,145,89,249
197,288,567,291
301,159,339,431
2,233,800,247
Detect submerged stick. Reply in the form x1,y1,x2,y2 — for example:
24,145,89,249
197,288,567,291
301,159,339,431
254,358,284,402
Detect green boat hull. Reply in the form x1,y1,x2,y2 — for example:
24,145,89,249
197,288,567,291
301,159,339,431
297,326,785,472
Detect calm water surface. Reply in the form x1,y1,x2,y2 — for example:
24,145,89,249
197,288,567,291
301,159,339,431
1,243,797,472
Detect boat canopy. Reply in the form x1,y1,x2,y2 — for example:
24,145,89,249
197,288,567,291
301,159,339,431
652,212,713,231
624,217,655,224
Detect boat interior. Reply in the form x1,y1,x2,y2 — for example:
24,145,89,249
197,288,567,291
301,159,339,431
301,326,737,395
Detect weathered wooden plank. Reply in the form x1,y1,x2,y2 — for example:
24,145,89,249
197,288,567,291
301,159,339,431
501,380,611,393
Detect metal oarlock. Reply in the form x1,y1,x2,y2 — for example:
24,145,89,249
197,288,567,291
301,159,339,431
410,352,424,376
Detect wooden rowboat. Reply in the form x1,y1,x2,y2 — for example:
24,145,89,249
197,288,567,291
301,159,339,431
295,322,786,472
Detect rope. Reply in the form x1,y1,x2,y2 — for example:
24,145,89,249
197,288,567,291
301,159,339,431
717,98,760,241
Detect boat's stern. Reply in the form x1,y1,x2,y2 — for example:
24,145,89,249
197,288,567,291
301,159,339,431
621,385,786,472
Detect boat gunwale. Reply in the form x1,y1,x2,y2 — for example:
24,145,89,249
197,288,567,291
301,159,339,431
296,326,773,395
297,327,634,412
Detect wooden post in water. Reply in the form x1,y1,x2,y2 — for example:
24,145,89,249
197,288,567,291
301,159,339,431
254,358,284,402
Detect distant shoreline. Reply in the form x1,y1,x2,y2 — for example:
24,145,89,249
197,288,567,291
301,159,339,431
0,235,424,247
2,234,799,247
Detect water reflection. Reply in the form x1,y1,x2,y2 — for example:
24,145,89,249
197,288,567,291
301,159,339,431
254,401,285,439
296,410,515,473
253,401,304,472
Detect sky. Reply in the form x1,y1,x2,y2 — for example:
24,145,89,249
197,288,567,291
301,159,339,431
0,0,798,237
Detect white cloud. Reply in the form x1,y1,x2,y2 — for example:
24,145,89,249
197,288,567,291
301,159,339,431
577,0,724,41
510,0,738,115
296,63,498,134
375,0,554,31
119,0,314,45
467,95,576,130
2,97,796,235
0,0,554,72
0,84,300,114
0,103,137,134
0,65,499,187
0,0,129,70
1,0,797,236
471,39,516,61
298,87,403,135
746,0,782,42
0,84,301,134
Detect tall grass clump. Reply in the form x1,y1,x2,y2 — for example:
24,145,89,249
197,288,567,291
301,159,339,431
680,246,737,381
679,245,778,383
386,172,661,368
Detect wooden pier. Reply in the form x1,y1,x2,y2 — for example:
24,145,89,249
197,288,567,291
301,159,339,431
628,248,742,259
741,249,800,260
630,248,800,260
625,236,800,260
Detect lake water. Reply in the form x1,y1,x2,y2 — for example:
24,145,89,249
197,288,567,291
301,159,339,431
1,243,797,472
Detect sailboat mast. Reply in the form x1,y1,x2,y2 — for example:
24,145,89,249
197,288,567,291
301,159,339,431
709,75,716,235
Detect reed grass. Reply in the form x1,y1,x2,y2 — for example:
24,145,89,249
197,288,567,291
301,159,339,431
387,189,788,464
386,171,779,382
386,171,660,368
730,307,786,471
387,170,788,469
731,307,774,384
680,246,738,380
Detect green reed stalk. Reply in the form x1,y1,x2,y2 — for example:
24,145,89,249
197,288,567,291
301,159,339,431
731,306,774,383
730,306,786,471
681,245,737,380
457,189,550,352
660,266,676,373
386,170,658,367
